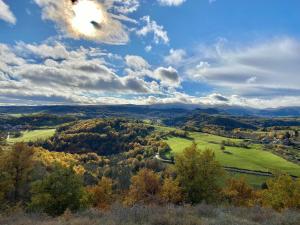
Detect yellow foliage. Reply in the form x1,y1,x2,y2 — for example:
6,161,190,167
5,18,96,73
33,148,86,174
261,175,300,211
222,177,259,207
159,178,183,204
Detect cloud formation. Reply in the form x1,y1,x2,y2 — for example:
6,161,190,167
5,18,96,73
125,55,150,71
154,66,180,87
0,0,16,24
164,48,186,66
0,42,165,105
136,16,169,44
187,38,300,98
34,0,130,44
1,39,299,108
158,0,186,6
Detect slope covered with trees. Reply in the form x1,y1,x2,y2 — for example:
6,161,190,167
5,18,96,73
41,118,155,155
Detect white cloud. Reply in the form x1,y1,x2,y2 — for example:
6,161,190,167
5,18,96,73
34,0,130,44
187,38,300,98
110,0,140,14
15,42,70,60
164,48,186,66
0,42,164,105
145,45,152,52
125,55,150,71
0,0,16,24
136,16,169,44
158,0,186,6
154,66,180,87
2,37,300,108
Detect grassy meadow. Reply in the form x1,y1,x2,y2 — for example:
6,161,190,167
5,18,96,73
163,130,300,177
8,129,55,144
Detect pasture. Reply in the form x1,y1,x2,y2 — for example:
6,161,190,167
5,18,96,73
165,131,300,177
8,129,55,143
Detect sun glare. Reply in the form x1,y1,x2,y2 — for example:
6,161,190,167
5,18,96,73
71,0,104,37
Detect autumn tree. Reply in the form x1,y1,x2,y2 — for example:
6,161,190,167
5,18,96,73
222,177,258,207
88,177,113,210
261,174,300,211
0,157,12,209
29,164,88,216
159,177,183,204
175,143,224,204
0,143,35,205
124,169,160,206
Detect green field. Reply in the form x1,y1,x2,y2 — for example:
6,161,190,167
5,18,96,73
226,173,269,189
8,129,56,143
164,131,300,177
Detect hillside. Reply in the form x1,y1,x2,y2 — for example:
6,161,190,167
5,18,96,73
164,131,300,177
41,118,155,155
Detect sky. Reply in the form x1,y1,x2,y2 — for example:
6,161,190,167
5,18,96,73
0,0,300,108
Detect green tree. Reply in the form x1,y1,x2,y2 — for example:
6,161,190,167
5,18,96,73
9,143,35,202
175,143,224,204
0,170,12,209
0,143,35,205
29,164,87,216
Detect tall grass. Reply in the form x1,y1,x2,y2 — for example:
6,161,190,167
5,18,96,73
1,204,299,225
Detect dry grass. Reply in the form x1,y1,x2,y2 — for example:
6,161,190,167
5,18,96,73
0,204,299,225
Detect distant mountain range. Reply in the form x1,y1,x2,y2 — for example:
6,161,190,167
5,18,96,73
0,104,300,117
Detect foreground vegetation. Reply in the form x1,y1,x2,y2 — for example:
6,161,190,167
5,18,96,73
1,204,300,225
1,143,299,218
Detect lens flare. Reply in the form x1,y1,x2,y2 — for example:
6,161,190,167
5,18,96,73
71,0,104,37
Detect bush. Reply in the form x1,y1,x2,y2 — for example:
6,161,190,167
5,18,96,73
29,164,88,216
124,169,160,206
222,178,259,207
87,177,113,210
261,174,300,211
159,178,183,204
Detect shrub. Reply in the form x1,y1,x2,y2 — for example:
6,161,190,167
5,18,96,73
88,177,113,210
124,169,160,206
159,178,183,204
29,164,88,216
222,178,259,207
261,174,300,211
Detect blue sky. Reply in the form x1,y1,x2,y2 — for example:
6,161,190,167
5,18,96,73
0,0,300,108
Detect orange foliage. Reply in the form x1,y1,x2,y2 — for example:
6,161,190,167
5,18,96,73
88,177,113,210
222,178,259,207
124,169,160,206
